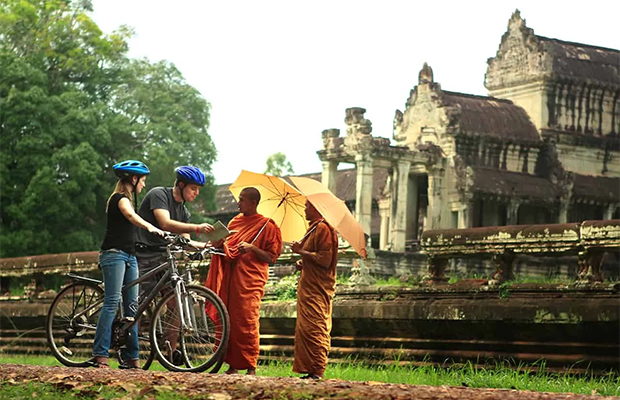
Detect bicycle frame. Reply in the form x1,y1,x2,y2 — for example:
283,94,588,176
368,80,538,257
65,242,188,338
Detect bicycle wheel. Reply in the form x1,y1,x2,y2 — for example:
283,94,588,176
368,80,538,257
46,282,104,367
151,285,229,373
205,291,228,374
137,299,157,370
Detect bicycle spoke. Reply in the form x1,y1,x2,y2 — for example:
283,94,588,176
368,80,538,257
151,285,229,372
46,283,103,367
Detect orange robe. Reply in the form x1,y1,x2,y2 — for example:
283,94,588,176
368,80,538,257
292,219,338,376
205,213,282,370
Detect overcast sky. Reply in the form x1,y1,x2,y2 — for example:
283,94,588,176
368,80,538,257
90,0,619,185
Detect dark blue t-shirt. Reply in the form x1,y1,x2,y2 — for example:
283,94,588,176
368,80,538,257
136,187,190,248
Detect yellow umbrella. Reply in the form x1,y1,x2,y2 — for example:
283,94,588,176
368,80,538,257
229,170,308,243
289,176,367,258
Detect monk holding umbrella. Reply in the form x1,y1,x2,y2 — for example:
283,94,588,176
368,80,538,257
206,170,306,375
289,176,367,380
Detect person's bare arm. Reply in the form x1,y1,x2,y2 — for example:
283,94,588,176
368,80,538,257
153,209,214,234
118,198,165,236
237,241,273,263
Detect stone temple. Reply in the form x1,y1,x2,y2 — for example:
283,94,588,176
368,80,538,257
210,10,620,253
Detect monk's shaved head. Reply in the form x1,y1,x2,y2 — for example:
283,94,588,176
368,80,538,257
241,187,261,204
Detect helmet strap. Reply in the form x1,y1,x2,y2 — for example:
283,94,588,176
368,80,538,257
132,176,139,210
133,182,138,209
178,182,187,205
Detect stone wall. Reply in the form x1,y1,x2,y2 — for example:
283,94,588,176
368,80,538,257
273,250,619,282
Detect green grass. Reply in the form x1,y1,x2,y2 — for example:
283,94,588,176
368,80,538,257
0,354,169,371
258,358,619,396
2,355,618,396
0,381,127,400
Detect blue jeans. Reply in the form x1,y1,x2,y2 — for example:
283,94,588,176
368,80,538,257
93,249,139,360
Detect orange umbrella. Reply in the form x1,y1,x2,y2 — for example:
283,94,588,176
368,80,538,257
289,176,367,258
229,170,308,243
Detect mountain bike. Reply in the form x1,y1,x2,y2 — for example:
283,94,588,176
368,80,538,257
45,234,230,373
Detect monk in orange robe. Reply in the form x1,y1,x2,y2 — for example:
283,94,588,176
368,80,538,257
205,187,282,375
290,200,338,380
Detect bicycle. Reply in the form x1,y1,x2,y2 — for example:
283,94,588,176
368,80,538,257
45,234,230,373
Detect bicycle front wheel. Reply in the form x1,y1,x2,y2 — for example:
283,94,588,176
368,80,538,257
151,285,229,373
136,298,158,370
46,282,104,367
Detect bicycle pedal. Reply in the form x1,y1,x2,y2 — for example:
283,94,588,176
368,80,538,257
120,317,135,323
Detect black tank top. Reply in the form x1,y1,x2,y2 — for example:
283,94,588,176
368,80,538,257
101,193,136,254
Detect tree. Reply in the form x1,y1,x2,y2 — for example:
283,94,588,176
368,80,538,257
0,0,130,257
264,152,294,177
108,59,217,215
0,0,216,257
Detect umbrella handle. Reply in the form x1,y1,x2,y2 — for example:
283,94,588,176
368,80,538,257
251,196,288,244
251,219,269,244
298,224,318,244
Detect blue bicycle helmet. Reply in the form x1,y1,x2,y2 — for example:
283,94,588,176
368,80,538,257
113,160,150,179
175,166,206,186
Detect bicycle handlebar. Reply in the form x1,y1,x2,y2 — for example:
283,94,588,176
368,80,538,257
162,232,224,260
163,232,189,246
187,246,225,261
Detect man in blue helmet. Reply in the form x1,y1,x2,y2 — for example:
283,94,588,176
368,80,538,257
136,165,214,293
135,166,215,364
136,166,213,365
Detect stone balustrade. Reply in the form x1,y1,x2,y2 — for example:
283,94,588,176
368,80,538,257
0,251,100,277
421,219,620,284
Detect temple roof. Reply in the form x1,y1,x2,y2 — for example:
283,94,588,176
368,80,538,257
486,10,620,89
471,167,620,204
537,36,620,86
471,167,559,201
572,174,620,203
443,91,541,143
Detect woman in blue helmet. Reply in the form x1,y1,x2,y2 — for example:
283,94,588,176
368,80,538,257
90,160,165,369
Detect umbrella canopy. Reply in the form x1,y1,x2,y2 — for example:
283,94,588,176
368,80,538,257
289,176,367,258
229,170,308,243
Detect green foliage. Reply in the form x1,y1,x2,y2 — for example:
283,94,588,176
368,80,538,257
498,282,511,299
264,152,294,177
0,0,216,257
109,59,217,215
335,273,350,286
268,271,299,301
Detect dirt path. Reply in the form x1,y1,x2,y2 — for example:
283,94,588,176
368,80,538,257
0,364,615,400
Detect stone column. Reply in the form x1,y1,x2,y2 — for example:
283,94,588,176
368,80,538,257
378,198,390,250
426,170,443,229
506,200,520,225
464,200,475,228
558,200,569,224
457,206,467,229
407,175,419,238
355,154,373,236
558,174,574,223
321,160,338,194
604,203,618,220
390,160,410,252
